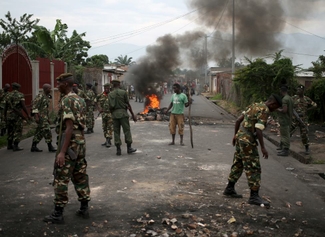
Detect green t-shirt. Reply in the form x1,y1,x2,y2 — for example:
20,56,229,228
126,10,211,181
278,94,293,126
170,93,188,114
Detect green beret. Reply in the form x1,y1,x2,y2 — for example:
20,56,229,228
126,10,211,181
104,83,110,87
111,79,121,83
56,73,73,81
12,82,21,89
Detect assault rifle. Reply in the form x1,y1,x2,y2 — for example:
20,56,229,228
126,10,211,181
290,109,309,137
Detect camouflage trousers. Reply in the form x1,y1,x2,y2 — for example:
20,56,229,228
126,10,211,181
32,122,52,143
53,143,90,207
0,109,5,129
86,106,95,129
102,112,113,139
7,117,23,143
228,139,261,191
291,117,309,146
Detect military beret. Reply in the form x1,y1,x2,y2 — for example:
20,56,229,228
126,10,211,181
56,73,73,81
86,83,93,87
111,79,121,83
297,85,305,90
103,83,110,87
12,82,21,88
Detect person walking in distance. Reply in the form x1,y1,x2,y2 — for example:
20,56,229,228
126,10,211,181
109,79,137,156
223,94,282,207
44,73,90,224
30,84,57,152
84,83,97,134
165,83,190,146
277,85,294,156
290,85,317,155
4,83,31,151
97,83,114,147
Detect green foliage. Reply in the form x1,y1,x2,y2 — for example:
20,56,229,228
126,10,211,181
0,11,39,44
114,55,133,65
84,54,109,68
310,55,325,79
234,51,298,108
306,78,325,122
211,93,222,100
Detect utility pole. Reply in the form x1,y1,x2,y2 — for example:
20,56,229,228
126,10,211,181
232,0,235,77
204,34,208,85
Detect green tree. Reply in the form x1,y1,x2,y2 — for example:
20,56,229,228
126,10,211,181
0,11,39,44
234,51,298,108
308,55,325,122
84,54,109,68
0,32,11,54
114,55,133,65
33,19,91,66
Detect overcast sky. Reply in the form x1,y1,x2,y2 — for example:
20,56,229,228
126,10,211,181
1,0,325,68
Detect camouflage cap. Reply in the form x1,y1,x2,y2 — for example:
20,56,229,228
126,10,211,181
56,73,73,81
103,83,111,87
12,82,21,89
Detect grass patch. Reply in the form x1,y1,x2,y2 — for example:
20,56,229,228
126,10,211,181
215,100,241,117
311,159,325,164
210,93,222,100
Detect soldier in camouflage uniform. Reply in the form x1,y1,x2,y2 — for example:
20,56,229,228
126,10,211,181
290,85,317,154
30,84,57,152
4,83,31,151
44,73,91,224
223,94,282,207
109,79,137,155
0,83,10,136
84,83,97,134
97,83,113,147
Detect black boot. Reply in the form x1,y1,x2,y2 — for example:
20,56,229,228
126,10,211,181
305,145,310,155
31,142,43,152
223,181,243,198
277,148,289,156
76,201,89,219
47,143,57,152
127,144,137,154
13,142,23,152
7,140,13,150
101,140,107,146
116,145,121,156
91,128,94,133
276,142,283,150
43,205,64,224
85,128,92,134
106,138,111,148
248,189,270,207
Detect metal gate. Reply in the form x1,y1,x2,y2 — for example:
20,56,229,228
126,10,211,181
1,44,33,106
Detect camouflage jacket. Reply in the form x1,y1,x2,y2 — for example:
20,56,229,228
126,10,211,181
5,90,25,120
292,95,317,117
32,92,50,120
97,91,110,112
56,92,86,143
0,90,9,110
236,102,270,144
85,89,96,107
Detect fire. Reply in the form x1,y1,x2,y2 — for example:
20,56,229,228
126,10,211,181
142,94,160,113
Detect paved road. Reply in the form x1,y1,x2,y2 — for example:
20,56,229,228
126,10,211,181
0,94,324,236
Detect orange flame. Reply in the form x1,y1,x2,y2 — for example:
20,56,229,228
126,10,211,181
143,94,160,113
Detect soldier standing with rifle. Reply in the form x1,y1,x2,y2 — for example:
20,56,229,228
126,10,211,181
30,83,57,152
44,73,90,224
291,85,317,155
4,82,31,151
